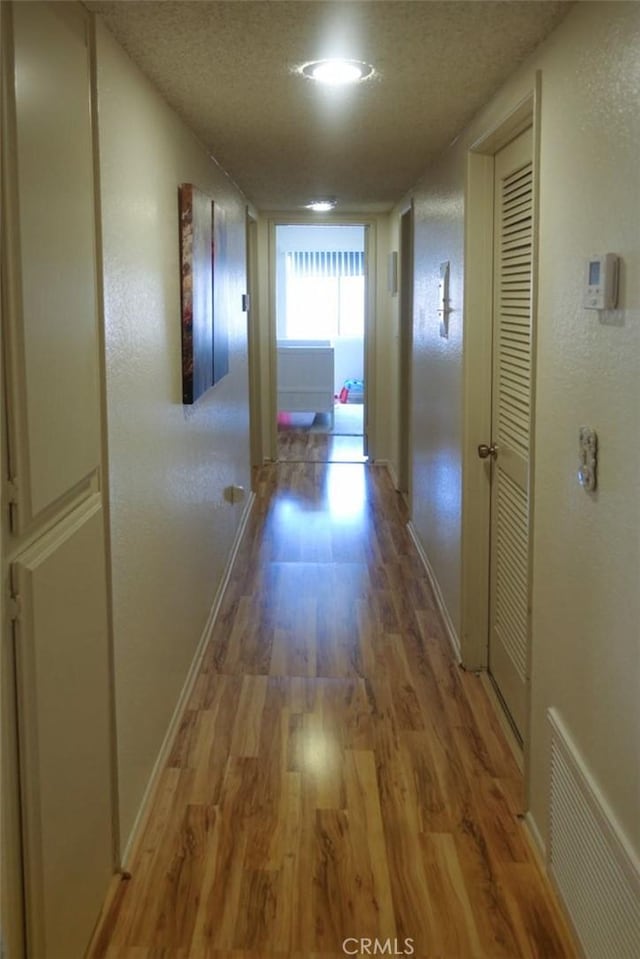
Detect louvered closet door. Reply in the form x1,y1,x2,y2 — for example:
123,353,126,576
488,127,533,739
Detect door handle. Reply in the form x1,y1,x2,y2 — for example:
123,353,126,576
478,443,498,460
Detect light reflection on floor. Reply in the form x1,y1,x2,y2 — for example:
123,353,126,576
301,722,338,776
266,462,368,568
267,461,368,779
325,434,367,463
326,461,366,519
276,405,367,464
270,462,367,532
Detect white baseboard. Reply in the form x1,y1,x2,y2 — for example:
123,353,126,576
376,459,401,491
120,491,255,868
386,460,400,490
406,521,461,662
478,671,524,772
524,809,547,862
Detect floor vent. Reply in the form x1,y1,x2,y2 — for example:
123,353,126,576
548,709,640,959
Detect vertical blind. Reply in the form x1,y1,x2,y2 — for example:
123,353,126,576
286,250,365,277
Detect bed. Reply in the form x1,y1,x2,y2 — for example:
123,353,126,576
277,340,335,427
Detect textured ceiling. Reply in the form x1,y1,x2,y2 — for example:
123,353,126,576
88,0,570,213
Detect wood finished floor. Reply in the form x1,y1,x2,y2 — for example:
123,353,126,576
277,429,366,464
89,462,577,959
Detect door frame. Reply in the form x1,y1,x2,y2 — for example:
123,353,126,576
266,214,377,463
246,210,262,480
1,4,27,953
460,79,540,767
397,201,414,505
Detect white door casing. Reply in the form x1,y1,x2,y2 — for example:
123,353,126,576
267,217,377,462
397,204,414,499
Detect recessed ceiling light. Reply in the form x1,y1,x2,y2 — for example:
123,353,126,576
301,59,374,86
306,199,337,212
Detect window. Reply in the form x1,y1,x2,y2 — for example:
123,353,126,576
284,250,365,340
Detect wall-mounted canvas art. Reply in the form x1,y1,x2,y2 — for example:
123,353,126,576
179,183,214,404
212,203,229,384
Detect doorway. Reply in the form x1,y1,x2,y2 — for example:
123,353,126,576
273,224,368,464
246,211,261,485
461,92,538,757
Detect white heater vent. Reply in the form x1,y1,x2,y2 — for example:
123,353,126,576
548,709,640,959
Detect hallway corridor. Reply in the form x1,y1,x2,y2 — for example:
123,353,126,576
90,463,576,959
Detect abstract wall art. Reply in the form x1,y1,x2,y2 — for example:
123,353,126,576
179,183,214,404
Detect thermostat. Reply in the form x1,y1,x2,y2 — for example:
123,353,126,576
584,254,619,310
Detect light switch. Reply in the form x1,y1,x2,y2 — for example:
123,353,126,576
578,426,598,492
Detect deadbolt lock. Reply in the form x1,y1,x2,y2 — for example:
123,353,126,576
477,443,498,460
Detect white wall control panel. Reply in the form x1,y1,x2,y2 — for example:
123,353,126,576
584,254,619,309
578,426,598,492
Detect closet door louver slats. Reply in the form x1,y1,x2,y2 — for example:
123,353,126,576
497,160,532,457
488,127,534,740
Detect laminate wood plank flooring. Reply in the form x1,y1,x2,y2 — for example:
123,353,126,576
277,429,366,463
89,463,577,959
277,407,366,463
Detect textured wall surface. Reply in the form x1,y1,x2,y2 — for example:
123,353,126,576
95,20,251,852
527,1,640,852
399,0,640,855
411,159,465,638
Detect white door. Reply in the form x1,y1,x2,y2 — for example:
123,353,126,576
2,4,114,956
486,127,534,740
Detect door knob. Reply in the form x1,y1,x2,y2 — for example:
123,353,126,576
478,443,498,460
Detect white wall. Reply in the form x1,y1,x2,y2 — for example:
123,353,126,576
334,339,364,395
411,154,465,637
526,0,640,853
394,0,640,857
95,20,252,854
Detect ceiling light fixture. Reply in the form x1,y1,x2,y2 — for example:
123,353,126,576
306,199,337,212
301,58,374,86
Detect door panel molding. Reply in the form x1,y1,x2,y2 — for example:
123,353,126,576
3,0,102,537
14,496,113,959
